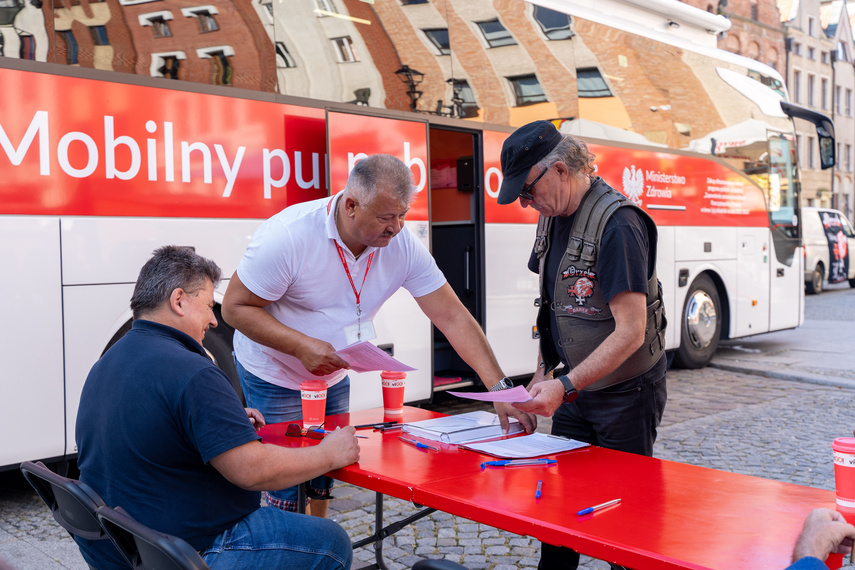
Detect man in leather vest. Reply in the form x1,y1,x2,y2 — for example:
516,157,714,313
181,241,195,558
498,121,668,570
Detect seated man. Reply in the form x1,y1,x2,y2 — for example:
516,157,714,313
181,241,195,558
75,245,359,569
787,508,855,569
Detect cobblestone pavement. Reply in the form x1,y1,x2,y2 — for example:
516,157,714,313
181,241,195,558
5,366,852,570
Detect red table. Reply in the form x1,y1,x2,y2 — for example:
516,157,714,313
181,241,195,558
260,407,842,570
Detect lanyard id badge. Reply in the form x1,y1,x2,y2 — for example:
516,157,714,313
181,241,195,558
344,320,377,345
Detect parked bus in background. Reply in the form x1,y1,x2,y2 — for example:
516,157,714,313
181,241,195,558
0,0,834,470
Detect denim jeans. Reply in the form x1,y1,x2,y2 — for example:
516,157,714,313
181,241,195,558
201,506,352,569
235,358,350,511
539,355,667,570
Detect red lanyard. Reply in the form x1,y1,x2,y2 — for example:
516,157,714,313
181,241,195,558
329,196,375,315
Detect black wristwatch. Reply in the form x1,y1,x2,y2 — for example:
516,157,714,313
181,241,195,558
556,375,579,403
488,377,513,392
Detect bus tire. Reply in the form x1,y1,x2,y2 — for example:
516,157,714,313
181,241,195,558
806,263,823,295
674,274,721,369
203,305,244,406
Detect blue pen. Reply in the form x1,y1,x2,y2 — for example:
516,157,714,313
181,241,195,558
480,459,557,469
312,428,368,439
576,498,621,516
535,480,543,499
398,436,439,452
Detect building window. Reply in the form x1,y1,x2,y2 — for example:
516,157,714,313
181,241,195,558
808,46,815,60
151,51,185,78
796,134,802,164
836,85,842,114
838,43,850,63
59,30,78,64
332,36,359,62
808,135,816,168
314,0,335,14
847,88,853,116
750,3,758,20
577,68,611,97
423,28,450,55
793,42,802,56
821,51,829,64
847,144,852,172
808,17,815,37
275,42,296,68
821,78,828,110
509,74,547,106
182,7,219,33
533,6,573,40
260,0,272,20
449,79,479,118
89,25,109,45
19,33,35,59
140,12,174,37
807,74,815,107
793,70,801,103
477,19,516,48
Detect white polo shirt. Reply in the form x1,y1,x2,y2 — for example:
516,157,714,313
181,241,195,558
233,193,446,390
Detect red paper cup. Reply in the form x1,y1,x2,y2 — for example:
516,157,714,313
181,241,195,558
380,371,406,416
300,380,327,425
832,437,855,517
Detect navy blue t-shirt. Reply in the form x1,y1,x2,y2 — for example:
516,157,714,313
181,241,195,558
75,320,261,568
529,196,652,366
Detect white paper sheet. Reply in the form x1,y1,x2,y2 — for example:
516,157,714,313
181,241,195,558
334,341,416,373
461,432,589,459
447,385,532,403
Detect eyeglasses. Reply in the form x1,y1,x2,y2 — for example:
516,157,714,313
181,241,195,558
285,422,326,440
519,165,549,201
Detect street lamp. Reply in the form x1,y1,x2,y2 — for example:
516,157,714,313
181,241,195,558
395,65,424,112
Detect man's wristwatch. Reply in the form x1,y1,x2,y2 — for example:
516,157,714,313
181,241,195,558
556,375,579,403
488,377,513,392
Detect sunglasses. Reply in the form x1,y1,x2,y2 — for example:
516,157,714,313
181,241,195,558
519,165,549,201
285,422,326,440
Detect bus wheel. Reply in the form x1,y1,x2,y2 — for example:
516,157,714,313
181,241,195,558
806,264,823,295
674,274,721,369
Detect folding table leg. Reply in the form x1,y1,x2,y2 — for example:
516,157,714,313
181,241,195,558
351,491,437,570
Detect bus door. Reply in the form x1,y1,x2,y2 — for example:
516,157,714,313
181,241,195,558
326,110,433,410
428,127,484,390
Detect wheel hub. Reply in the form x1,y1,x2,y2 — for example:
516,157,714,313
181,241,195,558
685,291,717,349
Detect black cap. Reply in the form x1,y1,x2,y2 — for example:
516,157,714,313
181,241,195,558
498,120,562,205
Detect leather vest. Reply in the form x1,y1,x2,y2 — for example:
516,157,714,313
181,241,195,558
535,178,666,391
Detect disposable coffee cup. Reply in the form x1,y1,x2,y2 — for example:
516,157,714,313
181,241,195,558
380,371,406,416
832,437,855,517
300,380,328,425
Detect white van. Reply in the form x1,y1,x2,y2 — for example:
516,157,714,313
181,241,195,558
802,207,855,293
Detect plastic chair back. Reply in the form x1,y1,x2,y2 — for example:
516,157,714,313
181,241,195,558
95,506,209,570
19,461,107,541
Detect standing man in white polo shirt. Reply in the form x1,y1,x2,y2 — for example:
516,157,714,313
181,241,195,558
222,154,535,518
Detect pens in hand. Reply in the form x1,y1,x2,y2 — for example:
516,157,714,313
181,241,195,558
481,459,556,469
535,480,543,499
577,498,621,516
398,436,439,452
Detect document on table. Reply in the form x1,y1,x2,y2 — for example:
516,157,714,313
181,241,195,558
447,385,532,403
460,432,589,459
334,341,416,373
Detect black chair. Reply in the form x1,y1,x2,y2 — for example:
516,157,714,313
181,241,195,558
95,505,209,570
412,560,468,569
19,460,108,542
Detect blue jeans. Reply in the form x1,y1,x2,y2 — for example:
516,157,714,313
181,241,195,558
540,355,667,570
235,358,350,511
201,506,352,569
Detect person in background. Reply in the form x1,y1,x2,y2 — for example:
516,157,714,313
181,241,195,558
75,245,358,569
497,120,667,570
222,153,535,518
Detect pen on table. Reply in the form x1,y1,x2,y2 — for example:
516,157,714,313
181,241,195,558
535,480,543,499
481,459,556,469
398,436,439,452
312,428,368,439
576,498,621,516
354,421,398,430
